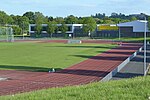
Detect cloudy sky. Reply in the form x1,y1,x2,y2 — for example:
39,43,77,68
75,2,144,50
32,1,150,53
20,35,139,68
0,0,149,17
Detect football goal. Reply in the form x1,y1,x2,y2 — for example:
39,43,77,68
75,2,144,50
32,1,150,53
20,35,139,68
0,26,14,42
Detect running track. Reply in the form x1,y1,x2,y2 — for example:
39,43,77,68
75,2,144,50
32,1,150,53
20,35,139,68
0,40,142,96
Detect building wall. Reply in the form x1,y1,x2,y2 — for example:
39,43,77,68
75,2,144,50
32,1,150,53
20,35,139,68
29,24,83,38
117,20,149,32
119,27,134,37
95,24,119,38
119,26,150,37
96,30,118,37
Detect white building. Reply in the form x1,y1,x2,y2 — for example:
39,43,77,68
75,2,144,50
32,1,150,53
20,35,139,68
29,24,83,34
117,20,149,37
29,24,83,37
117,20,149,32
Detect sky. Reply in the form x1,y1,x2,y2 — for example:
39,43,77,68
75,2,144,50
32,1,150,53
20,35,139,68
0,0,150,17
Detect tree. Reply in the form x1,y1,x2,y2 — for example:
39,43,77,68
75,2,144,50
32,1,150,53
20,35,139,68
34,12,46,23
54,17,65,24
111,18,121,24
65,15,78,24
148,16,150,30
11,15,20,25
120,19,130,23
92,13,105,19
11,15,29,34
47,21,57,38
34,12,45,37
35,23,42,37
0,11,13,25
12,26,22,35
82,17,96,36
19,16,29,34
60,23,68,37
23,11,35,24
77,17,84,24
48,16,54,22
103,17,115,24
130,16,137,21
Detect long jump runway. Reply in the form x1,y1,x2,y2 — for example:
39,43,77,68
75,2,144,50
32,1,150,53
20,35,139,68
0,41,142,96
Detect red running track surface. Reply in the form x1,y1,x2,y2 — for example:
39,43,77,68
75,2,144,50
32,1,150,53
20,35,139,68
0,41,142,96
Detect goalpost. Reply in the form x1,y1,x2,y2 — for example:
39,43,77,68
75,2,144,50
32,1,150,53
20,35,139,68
0,26,14,42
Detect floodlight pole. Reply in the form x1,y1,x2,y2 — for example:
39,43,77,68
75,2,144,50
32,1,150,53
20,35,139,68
118,21,121,45
144,17,147,76
119,26,121,41
118,22,121,46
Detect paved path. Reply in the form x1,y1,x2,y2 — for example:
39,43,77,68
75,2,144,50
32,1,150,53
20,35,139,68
0,42,142,96
112,44,150,80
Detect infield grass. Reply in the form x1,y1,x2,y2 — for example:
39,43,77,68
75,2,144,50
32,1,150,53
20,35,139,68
0,42,116,71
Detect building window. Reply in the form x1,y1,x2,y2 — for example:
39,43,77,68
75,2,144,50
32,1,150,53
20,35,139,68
31,26,35,31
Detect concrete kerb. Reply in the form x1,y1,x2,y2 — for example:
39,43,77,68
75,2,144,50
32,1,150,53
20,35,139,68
101,46,143,82
146,63,150,75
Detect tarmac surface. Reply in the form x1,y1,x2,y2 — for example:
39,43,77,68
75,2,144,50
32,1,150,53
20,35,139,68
112,45,150,80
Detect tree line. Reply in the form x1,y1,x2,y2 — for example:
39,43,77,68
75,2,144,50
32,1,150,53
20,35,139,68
0,10,150,37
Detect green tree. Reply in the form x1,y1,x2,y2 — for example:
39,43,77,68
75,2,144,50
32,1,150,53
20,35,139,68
34,12,46,23
48,16,54,22
65,15,78,24
82,17,96,36
111,18,121,24
11,15,29,34
60,23,68,37
47,21,57,38
11,15,20,25
148,16,150,30
34,12,45,37
35,23,42,37
12,26,22,35
78,17,84,24
130,16,137,21
23,11,35,24
120,19,130,23
0,11,13,25
19,16,29,34
54,17,65,24
94,18,102,24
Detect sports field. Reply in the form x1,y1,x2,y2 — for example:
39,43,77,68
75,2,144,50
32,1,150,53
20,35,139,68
0,41,147,99
0,42,116,72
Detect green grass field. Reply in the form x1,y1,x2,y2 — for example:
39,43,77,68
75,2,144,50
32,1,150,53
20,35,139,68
116,37,150,42
0,42,116,71
0,75,150,100
93,37,150,42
